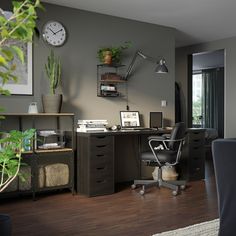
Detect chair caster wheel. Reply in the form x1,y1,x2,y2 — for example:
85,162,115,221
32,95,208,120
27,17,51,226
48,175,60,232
172,190,178,196
140,189,145,195
131,184,136,189
180,185,186,190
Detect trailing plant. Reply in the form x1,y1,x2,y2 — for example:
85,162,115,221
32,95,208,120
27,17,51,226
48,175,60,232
0,129,35,192
45,50,61,95
97,41,131,64
0,0,42,192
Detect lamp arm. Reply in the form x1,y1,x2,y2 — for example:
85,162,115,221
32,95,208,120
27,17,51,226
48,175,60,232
124,51,140,80
124,50,159,80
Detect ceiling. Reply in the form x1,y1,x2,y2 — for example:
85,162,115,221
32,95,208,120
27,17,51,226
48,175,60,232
42,0,236,47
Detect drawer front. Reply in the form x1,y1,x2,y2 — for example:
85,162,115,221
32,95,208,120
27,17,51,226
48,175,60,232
189,157,204,168
187,130,205,140
189,165,205,181
189,146,205,157
90,145,113,156
90,158,114,176
90,136,114,155
89,175,114,196
188,137,205,147
90,135,113,147
90,152,114,169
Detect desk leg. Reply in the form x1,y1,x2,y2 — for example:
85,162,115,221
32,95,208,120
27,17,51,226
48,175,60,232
138,134,142,179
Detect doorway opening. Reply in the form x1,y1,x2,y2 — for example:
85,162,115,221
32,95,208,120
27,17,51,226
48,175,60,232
189,49,225,138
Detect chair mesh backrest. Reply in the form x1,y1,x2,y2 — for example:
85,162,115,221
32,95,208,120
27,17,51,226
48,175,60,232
169,122,186,150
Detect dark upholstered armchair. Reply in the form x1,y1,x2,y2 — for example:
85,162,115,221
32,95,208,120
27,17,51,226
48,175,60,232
212,139,236,236
131,122,187,196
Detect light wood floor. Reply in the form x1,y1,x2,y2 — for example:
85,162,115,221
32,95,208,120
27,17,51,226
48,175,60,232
0,160,218,236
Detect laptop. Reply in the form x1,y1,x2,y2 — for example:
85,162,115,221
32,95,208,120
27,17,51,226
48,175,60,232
120,111,153,130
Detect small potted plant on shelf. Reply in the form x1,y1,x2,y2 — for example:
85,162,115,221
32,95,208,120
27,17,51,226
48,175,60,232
97,41,131,65
42,50,62,113
0,1,43,235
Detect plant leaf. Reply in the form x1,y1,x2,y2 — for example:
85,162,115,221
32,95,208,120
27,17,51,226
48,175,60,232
11,45,25,64
0,55,7,66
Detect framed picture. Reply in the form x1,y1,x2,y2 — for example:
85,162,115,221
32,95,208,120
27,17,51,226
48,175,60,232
1,42,33,95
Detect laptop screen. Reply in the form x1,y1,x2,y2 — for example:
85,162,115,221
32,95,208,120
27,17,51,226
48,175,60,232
120,111,141,128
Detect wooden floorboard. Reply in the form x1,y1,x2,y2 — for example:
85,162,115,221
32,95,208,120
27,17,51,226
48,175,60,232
0,160,218,236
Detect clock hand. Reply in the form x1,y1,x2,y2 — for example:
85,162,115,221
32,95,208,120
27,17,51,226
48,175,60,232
54,29,63,34
48,28,55,34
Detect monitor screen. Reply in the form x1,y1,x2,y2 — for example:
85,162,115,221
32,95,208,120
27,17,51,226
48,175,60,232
120,111,141,128
150,112,163,128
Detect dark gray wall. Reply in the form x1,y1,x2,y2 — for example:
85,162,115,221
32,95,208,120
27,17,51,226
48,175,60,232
175,37,236,138
1,3,176,127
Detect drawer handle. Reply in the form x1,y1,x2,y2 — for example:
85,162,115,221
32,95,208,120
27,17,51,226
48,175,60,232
97,136,106,139
96,154,104,157
193,132,200,134
97,167,105,170
195,167,200,171
96,145,106,148
194,140,199,142
96,180,106,184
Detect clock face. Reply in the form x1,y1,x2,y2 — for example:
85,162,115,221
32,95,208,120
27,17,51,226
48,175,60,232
42,21,66,46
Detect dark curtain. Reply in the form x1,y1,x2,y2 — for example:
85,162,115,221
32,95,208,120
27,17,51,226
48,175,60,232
175,82,182,122
202,68,224,137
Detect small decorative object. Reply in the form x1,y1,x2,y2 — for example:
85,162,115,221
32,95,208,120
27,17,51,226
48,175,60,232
42,21,67,47
42,50,62,113
28,102,38,114
97,41,131,64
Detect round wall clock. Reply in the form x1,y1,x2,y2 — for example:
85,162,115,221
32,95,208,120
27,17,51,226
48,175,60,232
42,21,67,46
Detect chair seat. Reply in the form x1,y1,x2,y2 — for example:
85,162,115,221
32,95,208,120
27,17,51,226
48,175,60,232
141,150,178,164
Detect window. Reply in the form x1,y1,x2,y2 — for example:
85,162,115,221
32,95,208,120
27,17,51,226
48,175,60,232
192,73,202,127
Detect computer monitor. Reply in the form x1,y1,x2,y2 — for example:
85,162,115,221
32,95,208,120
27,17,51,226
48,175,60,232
120,111,141,128
149,112,163,128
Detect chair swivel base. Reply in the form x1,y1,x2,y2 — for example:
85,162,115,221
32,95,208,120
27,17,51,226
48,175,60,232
131,179,186,196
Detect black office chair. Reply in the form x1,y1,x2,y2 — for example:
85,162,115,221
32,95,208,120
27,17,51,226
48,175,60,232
131,122,186,196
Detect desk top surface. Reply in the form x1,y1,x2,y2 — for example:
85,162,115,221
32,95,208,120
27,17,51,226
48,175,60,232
77,128,171,137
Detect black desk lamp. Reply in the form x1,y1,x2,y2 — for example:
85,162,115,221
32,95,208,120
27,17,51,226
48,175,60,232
124,50,168,80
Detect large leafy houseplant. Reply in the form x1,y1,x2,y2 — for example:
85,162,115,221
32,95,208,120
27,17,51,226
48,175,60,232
0,0,43,193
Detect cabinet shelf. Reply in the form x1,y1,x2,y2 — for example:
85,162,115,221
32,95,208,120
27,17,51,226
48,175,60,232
35,148,73,153
97,64,127,97
98,94,121,98
100,79,126,83
97,64,125,68
23,148,73,154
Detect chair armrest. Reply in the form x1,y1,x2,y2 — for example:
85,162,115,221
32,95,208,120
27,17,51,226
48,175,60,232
148,137,185,166
161,138,185,143
162,133,171,139
148,136,166,141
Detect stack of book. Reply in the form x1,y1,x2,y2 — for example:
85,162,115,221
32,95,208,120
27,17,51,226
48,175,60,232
77,120,108,132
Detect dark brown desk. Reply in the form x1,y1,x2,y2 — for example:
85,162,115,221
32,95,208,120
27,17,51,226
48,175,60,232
76,129,169,197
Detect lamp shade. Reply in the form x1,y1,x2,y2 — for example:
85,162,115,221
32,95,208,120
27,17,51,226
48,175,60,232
155,59,168,73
